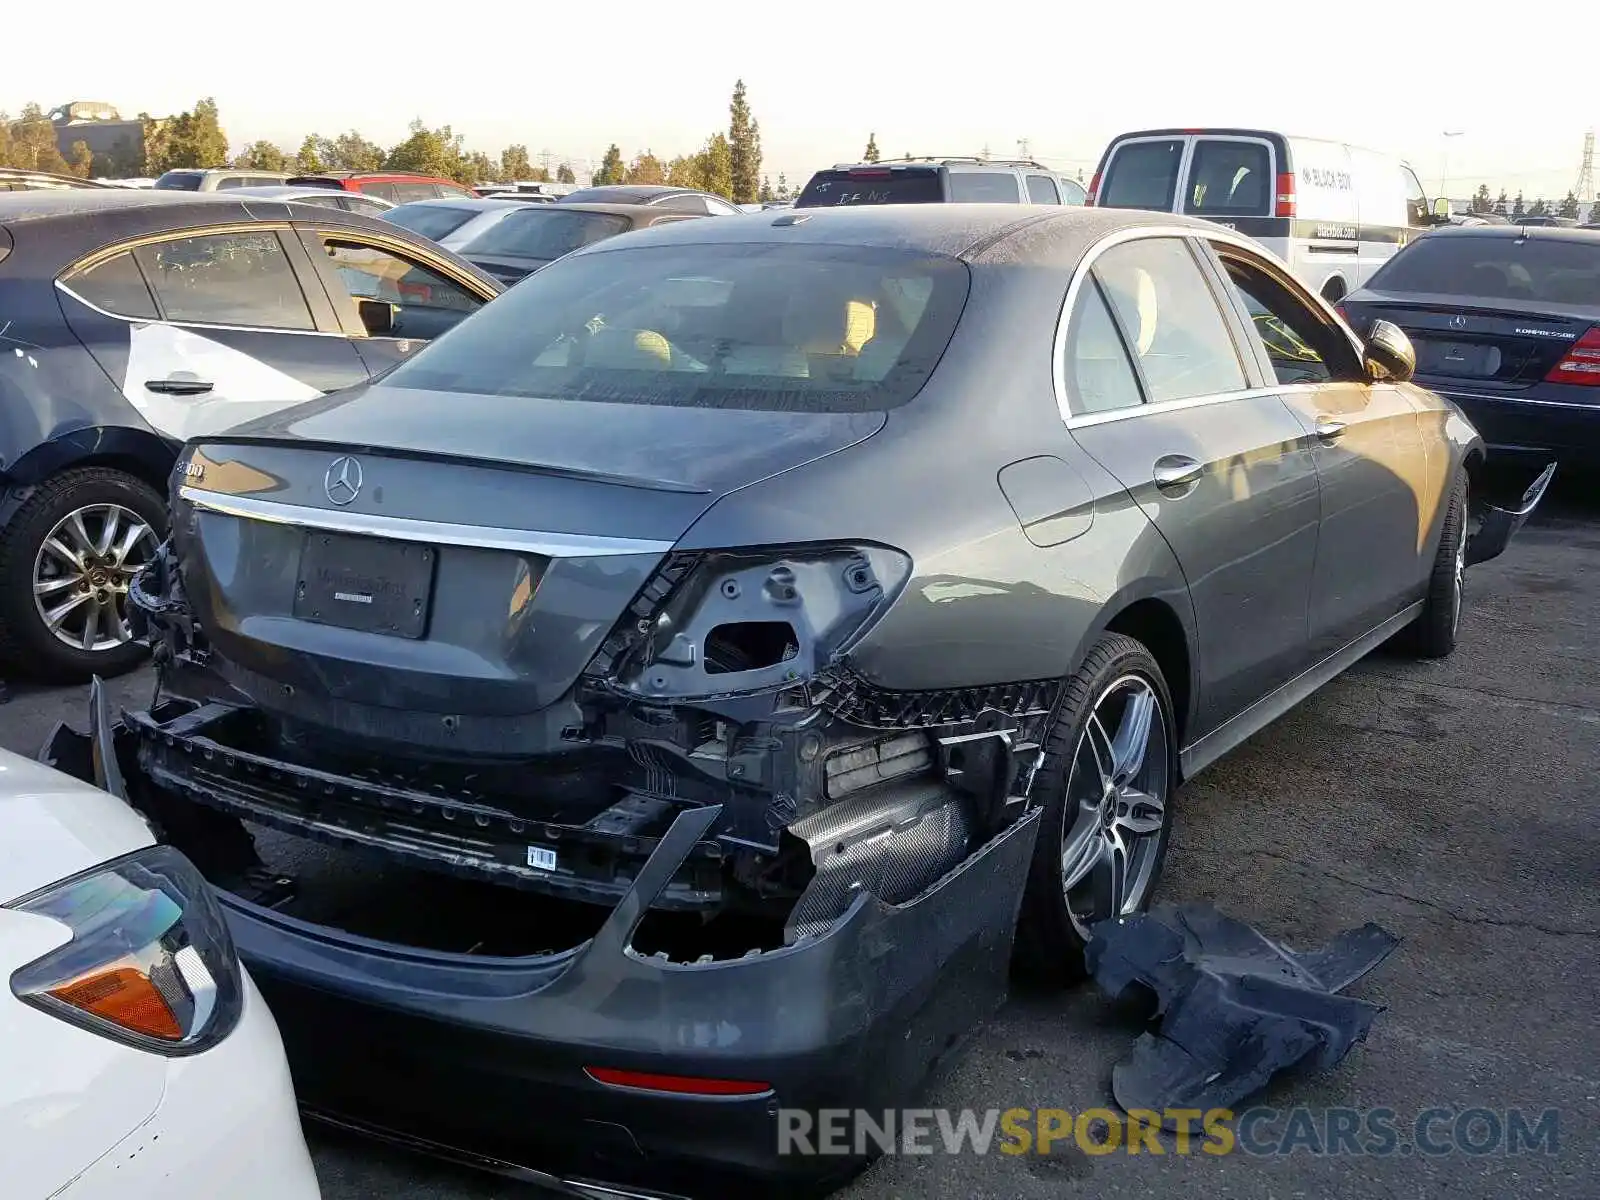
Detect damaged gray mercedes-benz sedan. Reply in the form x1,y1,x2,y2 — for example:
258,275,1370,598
50,204,1551,1197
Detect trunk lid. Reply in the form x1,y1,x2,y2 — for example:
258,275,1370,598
464,253,552,285
169,384,883,738
1343,291,1594,387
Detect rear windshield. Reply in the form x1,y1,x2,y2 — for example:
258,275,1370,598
947,172,1021,203
1098,139,1185,210
153,171,203,191
382,203,482,241
1367,235,1600,306
794,168,943,207
381,242,971,413
459,209,630,259
1184,139,1272,216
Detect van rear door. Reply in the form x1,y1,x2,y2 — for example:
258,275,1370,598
1092,135,1189,211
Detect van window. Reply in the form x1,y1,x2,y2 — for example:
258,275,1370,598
1026,174,1061,204
1185,140,1271,217
794,168,944,207
1402,167,1429,226
1099,139,1185,211
947,172,1021,203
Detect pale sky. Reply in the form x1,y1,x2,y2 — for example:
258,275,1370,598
9,2,1598,201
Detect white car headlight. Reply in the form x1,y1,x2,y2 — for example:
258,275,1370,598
7,845,243,1055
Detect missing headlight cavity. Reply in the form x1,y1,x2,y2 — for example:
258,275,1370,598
705,622,798,673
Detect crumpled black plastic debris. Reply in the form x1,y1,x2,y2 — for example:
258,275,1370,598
1085,902,1399,1129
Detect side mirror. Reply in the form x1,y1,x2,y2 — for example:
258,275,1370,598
1363,320,1416,383
356,297,398,336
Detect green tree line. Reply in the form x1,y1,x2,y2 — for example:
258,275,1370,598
1468,182,1585,220
3,82,776,201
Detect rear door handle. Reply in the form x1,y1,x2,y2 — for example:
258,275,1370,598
146,378,214,396
1152,455,1204,491
1314,417,1347,442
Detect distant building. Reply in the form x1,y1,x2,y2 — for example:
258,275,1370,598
47,101,153,175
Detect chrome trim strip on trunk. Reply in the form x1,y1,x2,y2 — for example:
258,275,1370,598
177,486,676,558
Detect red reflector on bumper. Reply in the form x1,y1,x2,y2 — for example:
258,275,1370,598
584,1067,772,1096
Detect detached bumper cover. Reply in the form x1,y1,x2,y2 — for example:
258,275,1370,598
1465,459,1556,567
49,699,1042,1197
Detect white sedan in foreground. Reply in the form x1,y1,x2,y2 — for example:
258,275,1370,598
0,746,320,1199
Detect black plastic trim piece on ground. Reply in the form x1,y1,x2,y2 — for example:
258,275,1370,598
1086,902,1399,1129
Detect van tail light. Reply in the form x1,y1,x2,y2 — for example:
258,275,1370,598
1086,171,1102,205
7,846,243,1055
585,1067,773,1097
1274,172,1297,218
1544,325,1600,386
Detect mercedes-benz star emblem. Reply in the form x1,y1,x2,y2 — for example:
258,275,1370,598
1450,314,1468,329
324,455,363,506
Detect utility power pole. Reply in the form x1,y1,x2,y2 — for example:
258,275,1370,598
1575,129,1596,202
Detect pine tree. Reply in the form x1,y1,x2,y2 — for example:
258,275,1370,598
1493,189,1508,216
1512,191,1526,218
863,133,880,163
1472,184,1492,214
1527,196,1549,217
696,134,734,198
728,81,760,204
556,162,576,184
775,171,789,199
758,174,773,203
593,144,626,185
1556,190,1580,219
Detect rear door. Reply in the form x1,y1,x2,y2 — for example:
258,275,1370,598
1204,237,1433,655
1059,233,1322,736
56,228,369,441
1092,136,1188,212
294,225,497,374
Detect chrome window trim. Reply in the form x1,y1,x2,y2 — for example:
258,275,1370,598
55,280,348,339
178,486,675,558
1436,388,1600,411
1051,223,1367,428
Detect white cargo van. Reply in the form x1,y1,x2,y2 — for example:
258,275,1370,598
1088,128,1448,301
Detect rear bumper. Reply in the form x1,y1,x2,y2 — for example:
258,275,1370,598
49,704,1041,1198
1432,384,1600,464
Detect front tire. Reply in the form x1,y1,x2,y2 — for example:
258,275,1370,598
1395,467,1467,659
0,467,167,682
1015,633,1177,985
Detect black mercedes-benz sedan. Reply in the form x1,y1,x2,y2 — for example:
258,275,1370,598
54,205,1549,1197
1339,224,1600,468
0,190,501,681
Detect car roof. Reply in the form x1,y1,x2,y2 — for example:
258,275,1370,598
560,185,705,202
497,202,684,220
1418,223,1600,244
557,203,1214,262
389,196,530,210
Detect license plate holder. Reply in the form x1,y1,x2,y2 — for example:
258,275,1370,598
1417,339,1499,377
294,531,435,639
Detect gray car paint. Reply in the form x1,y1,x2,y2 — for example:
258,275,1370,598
163,206,1486,763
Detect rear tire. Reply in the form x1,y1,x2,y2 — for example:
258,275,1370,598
1014,633,1177,986
1394,467,1467,659
0,467,168,683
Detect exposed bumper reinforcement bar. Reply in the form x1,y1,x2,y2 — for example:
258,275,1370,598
1466,459,1556,568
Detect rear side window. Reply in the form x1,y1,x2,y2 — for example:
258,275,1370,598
381,242,971,413
1185,140,1272,217
135,232,315,330
393,183,443,204
1059,177,1088,206
458,209,629,259
383,203,482,242
1091,236,1248,402
66,251,159,320
1026,174,1061,204
364,182,400,203
947,172,1021,203
1367,235,1600,306
1066,282,1144,414
794,168,943,207
1098,139,1185,211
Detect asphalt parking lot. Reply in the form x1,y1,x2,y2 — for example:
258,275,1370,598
3,493,1595,1200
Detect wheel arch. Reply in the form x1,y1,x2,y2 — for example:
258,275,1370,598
2,427,176,524
1089,593,1194,753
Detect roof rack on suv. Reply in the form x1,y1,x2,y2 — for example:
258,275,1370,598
859,156,1056,170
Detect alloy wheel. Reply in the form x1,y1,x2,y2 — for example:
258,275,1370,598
1060,673,1171,937
31,504,159,653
